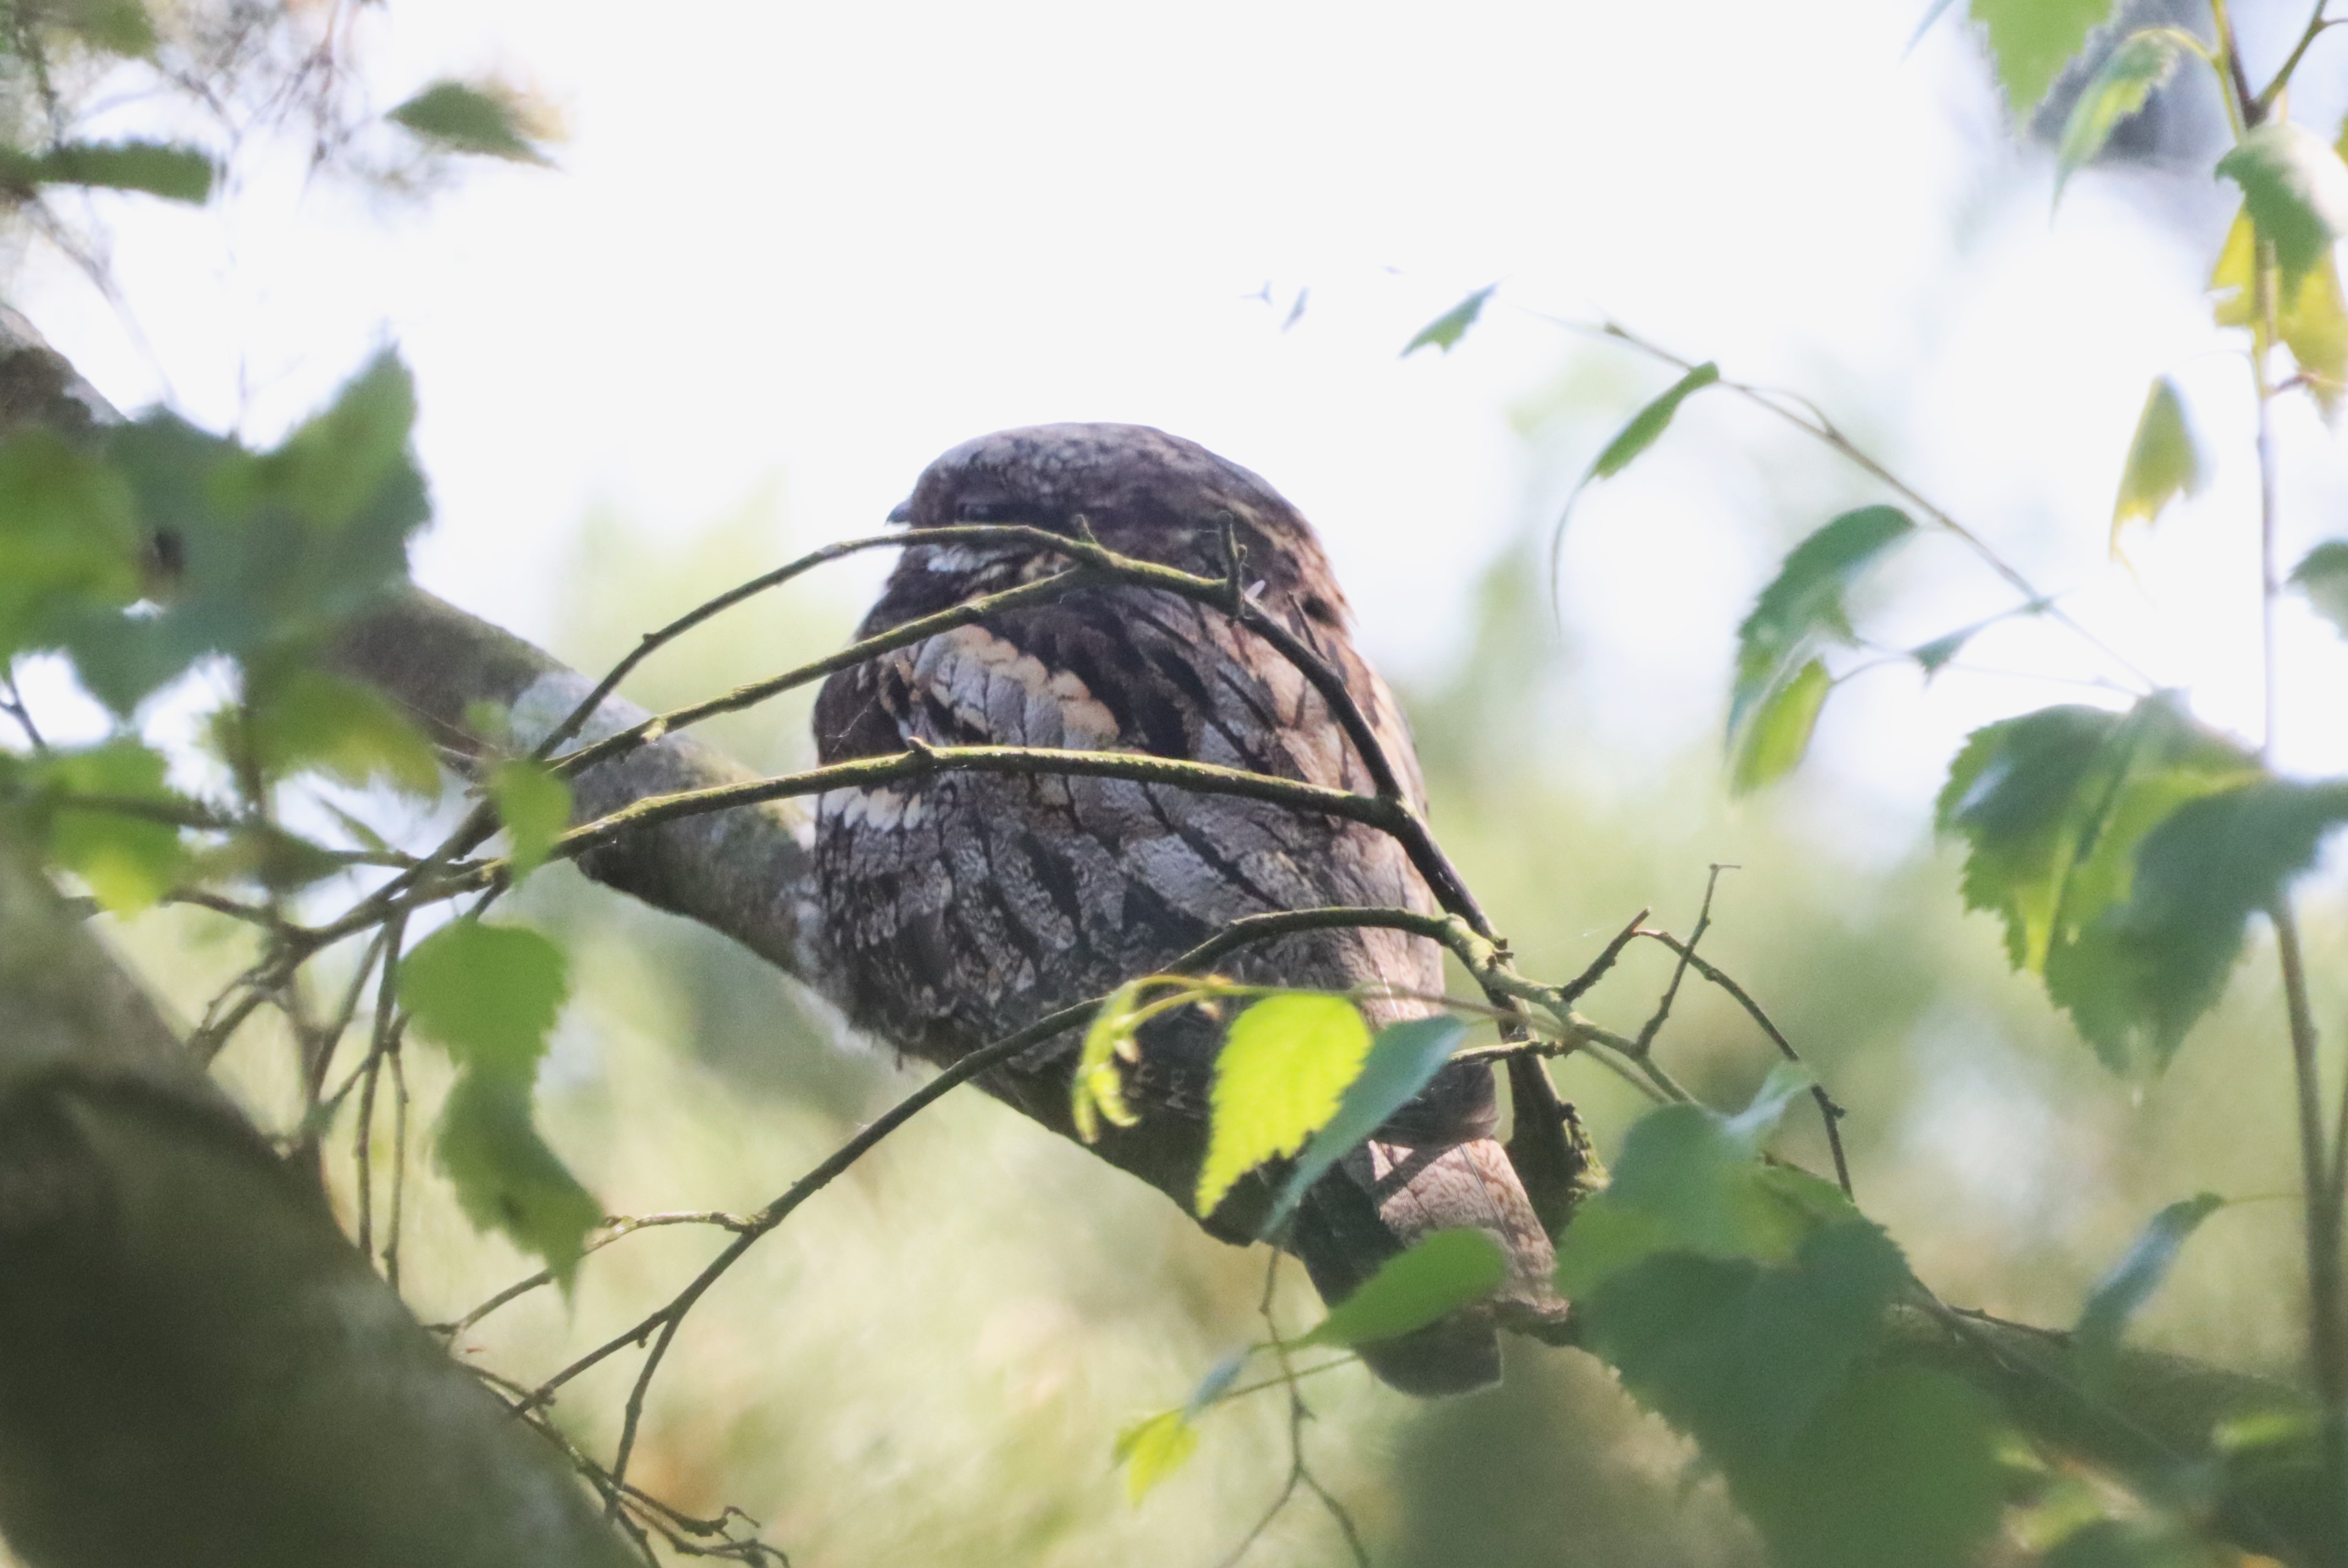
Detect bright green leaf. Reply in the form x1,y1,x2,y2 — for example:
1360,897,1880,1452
1730,657,1831,795
1112,1409,1198,1503
2110,376,2203,549
488,759,573,879
1261,1014,1468,1235
388,80,551,164
2056,30,2181,191
2216,122,2348,288
399,918,569,1080
234,665,440,795
435,1070,599,1287
25,738,187,911
1401,285,1497,357
2072,1192,2223,1385
1071,979,1150,1142
1554,1099,1811,1296
2290,540,2348,637
1731,505,1915,736
0,140,213,202
1300,1228,1507,1348
1589,362,1719,481
1969,0,2119,117
1196,993,1371,1218
2213,207,2348,416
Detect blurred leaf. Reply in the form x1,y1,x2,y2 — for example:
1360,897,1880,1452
1300,1228,1507,1348
1750,1368,2002,1568
1730,657,1831,795
2042,1517,2211,1568
242,349,422,535
1071,978,1148,1142
1589,362,1719,481
1112,1410,1198,1503
0,140,213,202
2216,122,2348,288
48,0,156,55
1912,627,1975,675
1183,1350,1247,1419
232,664,440,795
1936,696,2254,983
1731,505,1915,736
2212,207,2348,415
1969,0,2119,116
389,80,550,164
2056,30,2181,191
1262,1014,1467,1235
436,1071,599,1288
488,759,572,879
2289,540,2348,637
2052,777,2348,1068
1401,284,1496,356
1725,1061,1817,1142
2110,377,2203,549
2072,1192,2223,1385
23,737,186,911
400,918,569,1080
0,427,140,661
1196,993,1371,1217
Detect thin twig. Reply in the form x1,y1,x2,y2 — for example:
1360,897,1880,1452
437,1212,759,1340
2276,898,2347,1558
1634,867,1731,1055
0,667,45,750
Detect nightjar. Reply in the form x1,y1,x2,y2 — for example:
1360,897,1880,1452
812,424,1561,1394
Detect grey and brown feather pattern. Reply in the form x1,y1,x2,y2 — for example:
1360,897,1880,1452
812,423,1560,1394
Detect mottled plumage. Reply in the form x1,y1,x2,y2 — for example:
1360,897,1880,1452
813,424,1559,1393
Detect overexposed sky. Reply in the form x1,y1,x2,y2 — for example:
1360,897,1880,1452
18,0,2348,810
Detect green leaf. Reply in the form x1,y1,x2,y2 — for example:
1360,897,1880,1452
1299,1228,1508,1348
2071,1192,2223,1385
1111,1409,1198,1503
2109,376,2203,549
2056,30,2182,191
1911,628,1974,675
50,0,156,56
1748,1368,2002,1568
2216,122,2348,288
245,349,423,536
2053,778,2348,1067
1589,362,1719,482
1731,505,1916,737
0,428,141,661
1196,993,1372,1218
388,80,551,164
233,664,440,795
1729,657,1831,795
24,738,188,911
2213,207,2348,419
2290,540,2348,637
2042,1518,2209,1568
399,919,569,1080
0,140,213,202
1969,0,2119,117
1261,1015,1468,1235
487,759,573,879
435,1071,599,1287
1071,979,1149,1142
1401,285,1497,357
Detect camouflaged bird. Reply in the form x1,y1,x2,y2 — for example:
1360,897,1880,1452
811,423,1563,1393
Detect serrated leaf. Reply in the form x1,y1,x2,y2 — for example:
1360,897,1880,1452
1112,1410,1198,1503
2053,777,2348,1068
2072,1192,2223,1385
1590,362,1719,482
2110,376,2203,549
25,738,187,911
2290,540,2348,637
1401,284,1496,357
1731,505,1916,736
435,1070,598,1287
0,140,213,202
233,664,440,795
2216,122,2348,288
1196,993,1371,1218
1299,1228,1506,1347
1261,1014,1468,1235
488,758,572,879
389,80,551,164
1730,657,1831,795
1071,979,1150,1142
1970,0,2119,117
2056,30,2182,191
399,918,569,1080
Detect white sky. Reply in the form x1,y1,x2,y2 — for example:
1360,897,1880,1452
17,0,2348,817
